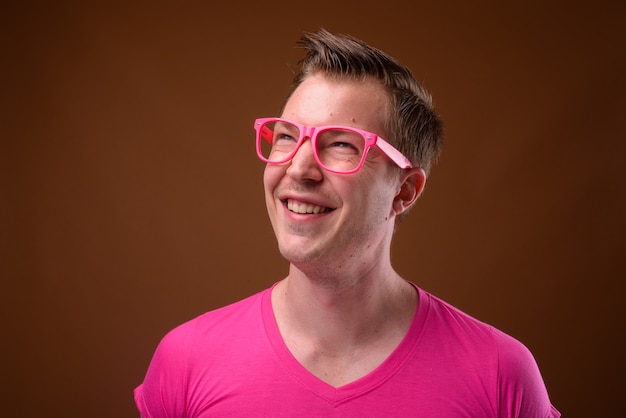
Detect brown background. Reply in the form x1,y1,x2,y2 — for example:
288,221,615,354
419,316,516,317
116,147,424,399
2,1,624,417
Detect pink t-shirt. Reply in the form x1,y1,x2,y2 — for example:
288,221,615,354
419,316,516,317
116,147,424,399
135,284,560,417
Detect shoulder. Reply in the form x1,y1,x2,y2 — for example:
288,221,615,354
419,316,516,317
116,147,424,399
142,288,270,385
136,288,272,417
419,288,499,344
417,288,559,417
158,288,269,354
419,288,541,369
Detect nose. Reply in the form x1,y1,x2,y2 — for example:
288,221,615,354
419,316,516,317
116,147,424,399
285,138,324,182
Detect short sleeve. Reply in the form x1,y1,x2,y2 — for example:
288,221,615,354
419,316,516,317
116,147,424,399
133,384,150,418
134,324,194,418
493,329,560,418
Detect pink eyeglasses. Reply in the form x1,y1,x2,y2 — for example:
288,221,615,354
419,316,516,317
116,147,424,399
254,118,412,174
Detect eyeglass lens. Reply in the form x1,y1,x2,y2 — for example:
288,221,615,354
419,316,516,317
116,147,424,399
258,120,367,173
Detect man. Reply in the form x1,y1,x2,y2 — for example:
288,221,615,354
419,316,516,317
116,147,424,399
135,29,560,417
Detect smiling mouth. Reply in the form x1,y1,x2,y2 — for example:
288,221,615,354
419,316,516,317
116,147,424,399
285,199,333,214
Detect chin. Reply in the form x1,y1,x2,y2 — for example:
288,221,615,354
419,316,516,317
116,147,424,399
278,240,324,265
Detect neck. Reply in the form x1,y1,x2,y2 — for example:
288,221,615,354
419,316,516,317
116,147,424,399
272,261,417,354
271,265,417,387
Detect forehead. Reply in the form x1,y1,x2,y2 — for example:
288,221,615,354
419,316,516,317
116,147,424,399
282,74,390,133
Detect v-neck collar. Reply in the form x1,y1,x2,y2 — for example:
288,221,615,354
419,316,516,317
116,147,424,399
261,282,427,406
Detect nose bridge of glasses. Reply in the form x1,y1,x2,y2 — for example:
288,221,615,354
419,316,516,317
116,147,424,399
299,124,316,142
292,125,318,157
289,125,322,168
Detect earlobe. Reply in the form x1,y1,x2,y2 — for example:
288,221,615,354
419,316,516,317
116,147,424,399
393,167,426,215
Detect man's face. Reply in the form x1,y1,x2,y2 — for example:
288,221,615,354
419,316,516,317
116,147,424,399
263,74,403,274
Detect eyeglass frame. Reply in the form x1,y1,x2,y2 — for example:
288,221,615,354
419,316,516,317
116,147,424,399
254,117,413,174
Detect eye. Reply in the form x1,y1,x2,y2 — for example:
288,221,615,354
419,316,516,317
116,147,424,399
275,132,297,142
330,141,358,150
318,129,364,155
272,122,300,143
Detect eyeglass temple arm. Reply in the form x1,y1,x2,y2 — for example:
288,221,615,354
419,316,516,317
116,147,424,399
260,125,274,144
375,139,413,169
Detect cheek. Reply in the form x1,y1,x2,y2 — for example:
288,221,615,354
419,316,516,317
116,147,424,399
357,178,398,220
263,165,281,193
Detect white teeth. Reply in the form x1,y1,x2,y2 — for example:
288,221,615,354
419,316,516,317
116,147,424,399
287,200,329,214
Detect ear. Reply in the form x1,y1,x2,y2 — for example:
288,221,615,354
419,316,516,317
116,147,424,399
392,167,426,216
